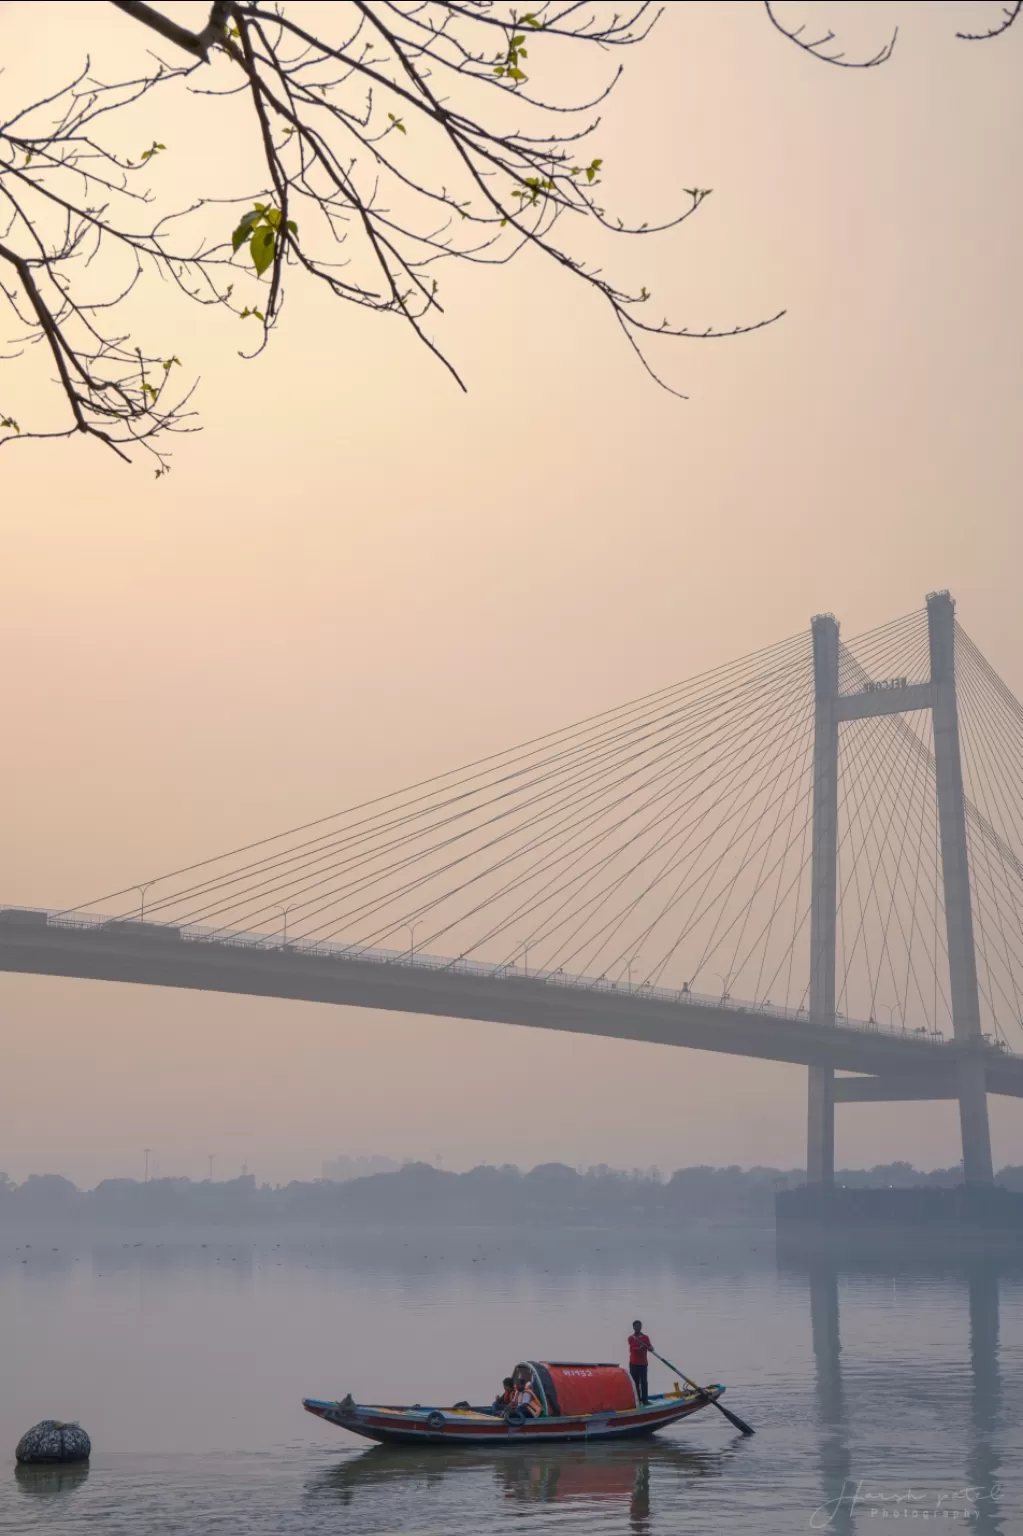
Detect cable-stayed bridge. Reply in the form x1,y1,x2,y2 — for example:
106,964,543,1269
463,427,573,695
3,591,1023,1185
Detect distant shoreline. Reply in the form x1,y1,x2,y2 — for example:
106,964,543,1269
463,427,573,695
4,1158,1022,1233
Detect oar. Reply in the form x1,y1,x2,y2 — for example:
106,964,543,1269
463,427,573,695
650,1349,755,1436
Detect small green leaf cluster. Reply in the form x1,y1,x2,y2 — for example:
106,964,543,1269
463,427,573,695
512,174,556,209
230,204,298,278
1,415,20,433
139,141,166,163
494,33,529,83
569,158,603,185
139,356,182,401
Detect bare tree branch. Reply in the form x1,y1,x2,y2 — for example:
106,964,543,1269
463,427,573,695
956,1,1023,42
765,0,1021,67
3,1,784,472
763,2,898,68
111,0,232,62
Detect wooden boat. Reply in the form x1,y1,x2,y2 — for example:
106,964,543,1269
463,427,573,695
303,1360,726,1446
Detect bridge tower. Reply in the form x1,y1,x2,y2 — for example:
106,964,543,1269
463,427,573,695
806,591,993,1187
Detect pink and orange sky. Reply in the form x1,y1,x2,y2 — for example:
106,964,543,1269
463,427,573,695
1,2,1021,1185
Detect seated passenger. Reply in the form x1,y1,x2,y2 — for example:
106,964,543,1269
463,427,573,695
508,1364,542,1418
492,1377,515,1412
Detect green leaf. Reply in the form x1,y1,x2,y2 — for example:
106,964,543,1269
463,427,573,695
388,113,407,134
232,209,260,252
286,220,298,235
1,415,19,433
250,226,275,276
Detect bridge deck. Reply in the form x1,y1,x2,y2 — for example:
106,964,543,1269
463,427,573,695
2,910,1021,1095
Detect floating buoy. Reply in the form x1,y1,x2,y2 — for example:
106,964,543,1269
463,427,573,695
15,1421,91,1465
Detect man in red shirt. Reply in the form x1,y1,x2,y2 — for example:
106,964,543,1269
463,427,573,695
628,1319,653,1404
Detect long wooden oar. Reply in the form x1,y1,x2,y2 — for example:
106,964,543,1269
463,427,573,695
650,1349,755,1436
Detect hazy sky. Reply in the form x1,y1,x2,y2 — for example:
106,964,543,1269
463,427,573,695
1,1,1021,1186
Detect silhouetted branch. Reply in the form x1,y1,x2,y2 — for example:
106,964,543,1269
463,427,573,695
956,1,1023,41
111,0,233,60
763,2,897,67
765,0,1022,67
2,1,779,473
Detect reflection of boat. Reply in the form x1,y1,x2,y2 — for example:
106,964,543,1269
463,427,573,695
305,1437,732,1511
304,1360,726,1446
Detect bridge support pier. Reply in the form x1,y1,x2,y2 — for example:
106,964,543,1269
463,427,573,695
807,1067,835,1187
927,591,994,1185
807,614,840,1186
803,593,994,1188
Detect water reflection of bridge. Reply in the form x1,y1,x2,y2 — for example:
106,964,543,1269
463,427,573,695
786,1249,1012,1536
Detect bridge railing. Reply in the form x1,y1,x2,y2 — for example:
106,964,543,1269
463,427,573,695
10,904,1015,1057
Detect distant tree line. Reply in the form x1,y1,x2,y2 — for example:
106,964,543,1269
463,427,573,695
4,1160,1023,1230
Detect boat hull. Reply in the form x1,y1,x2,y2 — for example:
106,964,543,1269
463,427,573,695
302,1389,723,1447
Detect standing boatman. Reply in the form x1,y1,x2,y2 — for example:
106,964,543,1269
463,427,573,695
628,1319,653,1404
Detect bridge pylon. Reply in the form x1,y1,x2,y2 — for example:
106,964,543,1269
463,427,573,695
806,591,993,1187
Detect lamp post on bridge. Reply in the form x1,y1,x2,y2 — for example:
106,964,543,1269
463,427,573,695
137,881,156,923
406,922,421,964
274,904,294,946
882,1002,902,1034
713,972,731,1001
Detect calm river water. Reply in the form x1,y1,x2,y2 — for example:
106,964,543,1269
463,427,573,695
1,1226,1021,1534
